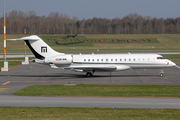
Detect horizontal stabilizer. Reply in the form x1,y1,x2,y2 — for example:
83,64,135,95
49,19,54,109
7,35,39,41
7,38,38,41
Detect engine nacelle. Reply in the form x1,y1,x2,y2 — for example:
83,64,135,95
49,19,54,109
45,55,72,65
115,65,131,71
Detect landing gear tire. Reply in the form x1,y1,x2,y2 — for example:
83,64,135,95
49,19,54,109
86,72,93,77
159,73,164,77
159,69,164,77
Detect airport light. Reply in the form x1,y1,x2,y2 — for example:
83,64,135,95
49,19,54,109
1,0,8,71
24,29,26,57
4,0,6,62
21,29,29,65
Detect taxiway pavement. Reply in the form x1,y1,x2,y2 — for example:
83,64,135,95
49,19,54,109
0,63,180,108
1,95,180,109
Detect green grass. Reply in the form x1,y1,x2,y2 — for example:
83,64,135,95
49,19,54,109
0,61,21,70
53,48,180,52
16,85,180,97
0,57,35,60
0,57,35,70
39,35,93,47
1,34,180,52
160,54,180,62
40,35,159,46
162,54,180,59
0,107,179,120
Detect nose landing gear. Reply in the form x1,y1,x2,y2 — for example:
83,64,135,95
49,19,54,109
159,69,164,77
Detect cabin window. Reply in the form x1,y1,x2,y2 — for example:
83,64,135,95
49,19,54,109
84,59,86,62
133,59,135,61
115,59,117,61
124,59,126,61
97,59,99,61
101,59,103,61
88,59,90,62
148,58,150,61
120,59,122,61
106,59,108,61
138,58,140,61
143,58,145,61
111,59,113,61
92,59,94,62
129,59,131,61
63,58,67,60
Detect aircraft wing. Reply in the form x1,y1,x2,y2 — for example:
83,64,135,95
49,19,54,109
62,66,116,72
61,65,130,72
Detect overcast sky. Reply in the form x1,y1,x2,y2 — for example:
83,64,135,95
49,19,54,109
1,0,180,20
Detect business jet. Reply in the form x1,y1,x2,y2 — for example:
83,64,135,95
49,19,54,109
8,35,179,77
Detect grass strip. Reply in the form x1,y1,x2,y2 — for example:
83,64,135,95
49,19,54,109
0,57,35,70
1,34,180,51
0,57,35,61
0,107,180,120
54,48,180,52
0,61,21,70
161,54,180,59
0,48,180,52
16,85,180,97
160,54,180,62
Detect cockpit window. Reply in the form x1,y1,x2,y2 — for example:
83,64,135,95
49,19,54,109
157,57,166,59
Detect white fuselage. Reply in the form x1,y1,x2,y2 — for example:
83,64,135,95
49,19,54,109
45,53,175,72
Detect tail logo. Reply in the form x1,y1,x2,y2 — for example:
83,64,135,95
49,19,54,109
41,46,47,53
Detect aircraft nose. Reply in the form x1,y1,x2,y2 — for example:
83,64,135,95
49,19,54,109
168,61,176,67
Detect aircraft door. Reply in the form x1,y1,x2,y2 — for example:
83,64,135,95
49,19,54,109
71,55,73,63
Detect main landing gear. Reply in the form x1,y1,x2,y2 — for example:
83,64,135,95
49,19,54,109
86,72,94,77
159,69,164,77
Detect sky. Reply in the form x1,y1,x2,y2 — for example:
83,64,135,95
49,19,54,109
0,0,180,20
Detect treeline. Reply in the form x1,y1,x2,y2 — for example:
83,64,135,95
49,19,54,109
0,10,180,34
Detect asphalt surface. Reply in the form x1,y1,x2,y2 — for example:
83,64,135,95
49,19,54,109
1,96,180,109
0,62,180,108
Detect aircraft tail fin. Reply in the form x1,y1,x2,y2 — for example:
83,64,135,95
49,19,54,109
8,35,64,59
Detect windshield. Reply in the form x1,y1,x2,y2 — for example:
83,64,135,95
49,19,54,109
157,57,166,59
